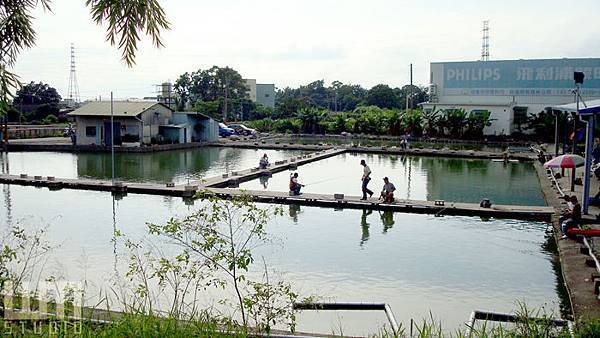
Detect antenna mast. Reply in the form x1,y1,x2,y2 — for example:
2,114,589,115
481,20,490,61
68,43,80,103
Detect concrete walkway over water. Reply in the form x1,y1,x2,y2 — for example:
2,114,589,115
0,146,554,221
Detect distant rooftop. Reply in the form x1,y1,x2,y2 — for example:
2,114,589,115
67,101,171,117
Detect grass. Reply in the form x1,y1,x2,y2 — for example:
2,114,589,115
0,313,248,337
1,311,599,338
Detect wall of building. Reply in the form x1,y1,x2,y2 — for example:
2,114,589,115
427,58,600,135
203,119,218,141
245,79,257,102
171,113,218,142
74,116,142,145
256,84,275,108
140,104,173,143
160,126,185,144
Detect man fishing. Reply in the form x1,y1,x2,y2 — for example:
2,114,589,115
360,159,374,200
289,172,305,195
379,177,396,203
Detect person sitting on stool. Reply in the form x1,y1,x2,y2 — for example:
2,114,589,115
289,173,304,195
561,195,581,239
379,177,396,203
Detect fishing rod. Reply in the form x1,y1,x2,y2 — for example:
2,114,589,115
296,176,346,186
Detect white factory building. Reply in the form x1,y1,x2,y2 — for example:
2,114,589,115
421,58,600,135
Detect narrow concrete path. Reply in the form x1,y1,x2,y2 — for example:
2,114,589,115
535,162,600,320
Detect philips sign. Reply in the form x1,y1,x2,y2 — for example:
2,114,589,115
438,58,600,96
446,68,501,82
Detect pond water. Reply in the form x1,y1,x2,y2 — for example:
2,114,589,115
239,152,546,206
269,136,532,153
0,147,306,184
0,185,562,335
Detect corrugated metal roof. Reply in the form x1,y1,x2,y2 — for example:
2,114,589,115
173,111,212,119
160,124,187,128
67,101,168,117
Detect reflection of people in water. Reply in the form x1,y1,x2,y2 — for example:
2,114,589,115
360,209,373,246
379,210,395,233
288,204,301,223
259,175,269,189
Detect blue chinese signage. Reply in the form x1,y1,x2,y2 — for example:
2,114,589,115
439,58,600,96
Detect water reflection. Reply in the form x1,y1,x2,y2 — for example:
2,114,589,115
288,204,301,223
360,209,372,246
259,175,270,189
1,151,12,227
379,210,395,233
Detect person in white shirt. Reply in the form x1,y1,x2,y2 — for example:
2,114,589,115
289,173,304,195
360,159,373,200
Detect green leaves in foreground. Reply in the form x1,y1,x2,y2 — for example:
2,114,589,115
145,192,295,332
86,0,170,67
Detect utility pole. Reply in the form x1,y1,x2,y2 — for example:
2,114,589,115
223,75,229,123
110,91,115,185
406,63,413,111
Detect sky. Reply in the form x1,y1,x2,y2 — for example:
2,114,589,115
12,0,600,101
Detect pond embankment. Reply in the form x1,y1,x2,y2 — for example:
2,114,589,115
534,162,600,320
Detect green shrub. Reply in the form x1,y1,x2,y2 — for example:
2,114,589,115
41,114,58,124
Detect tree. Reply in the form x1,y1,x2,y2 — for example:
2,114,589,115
422,106,441,136
147,193,299,332
440,108,468,138
13,82,61,105
296,108,327,134
12,82,61,123
173,72,192,110
400,85,429,109
527,110,569,142
365,84,399,109
334,82,366,111
402,109,423,136
175,66,248,121
464,110,493,139
1,0,170,115
275,88,309,118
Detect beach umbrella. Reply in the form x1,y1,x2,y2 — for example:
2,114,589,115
543,154,585,169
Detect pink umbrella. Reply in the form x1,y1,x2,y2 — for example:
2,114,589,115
543,154,585,169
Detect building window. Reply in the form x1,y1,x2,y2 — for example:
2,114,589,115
470,109,489,117
265,94,270,98
86,126,97,137
513,107,528,125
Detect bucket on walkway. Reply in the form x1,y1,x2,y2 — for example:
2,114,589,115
182,185,197,197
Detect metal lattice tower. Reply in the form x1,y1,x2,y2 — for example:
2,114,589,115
481,20,490,61
67,43,80,102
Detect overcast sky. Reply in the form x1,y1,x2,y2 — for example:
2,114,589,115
12,0,600,100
